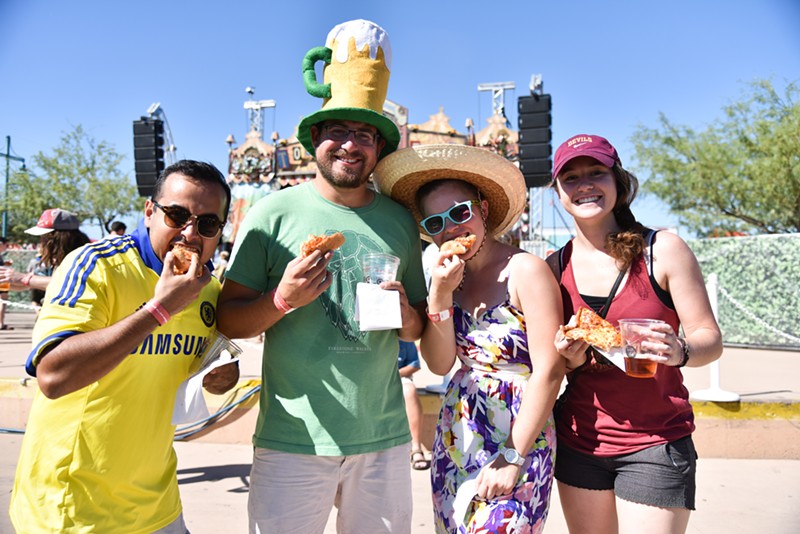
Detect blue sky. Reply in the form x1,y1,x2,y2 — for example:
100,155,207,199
1,0,798,239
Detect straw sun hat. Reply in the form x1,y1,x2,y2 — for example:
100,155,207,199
372,144,527,241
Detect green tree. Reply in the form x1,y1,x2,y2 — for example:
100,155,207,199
631,79,800,236
7,125,140,240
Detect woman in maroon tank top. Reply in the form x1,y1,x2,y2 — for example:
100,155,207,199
549,134,723,534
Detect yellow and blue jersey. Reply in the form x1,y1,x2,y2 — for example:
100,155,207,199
10,220,220,533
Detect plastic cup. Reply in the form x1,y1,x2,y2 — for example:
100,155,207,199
0,261,12,292
361,252,400,284
618,319,664,378
190,329,243,376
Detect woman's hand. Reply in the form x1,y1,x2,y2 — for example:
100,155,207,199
637,322,686,367
429,251,465,295
475,455,521,500
554,315,589,371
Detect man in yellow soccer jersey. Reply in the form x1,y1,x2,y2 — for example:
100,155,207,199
10,160,239,533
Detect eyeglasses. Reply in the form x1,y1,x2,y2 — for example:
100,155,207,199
152,200,225,238
420,200,480,236
321,124,380,147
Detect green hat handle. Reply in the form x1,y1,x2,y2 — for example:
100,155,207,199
302,47,332,99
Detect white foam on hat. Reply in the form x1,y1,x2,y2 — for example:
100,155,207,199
326,19,392,69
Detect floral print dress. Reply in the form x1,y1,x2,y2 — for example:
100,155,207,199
431,296,556,534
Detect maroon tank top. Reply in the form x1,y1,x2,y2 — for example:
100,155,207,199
555,238,694,456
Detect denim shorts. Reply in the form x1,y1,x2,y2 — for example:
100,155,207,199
555,436,697,510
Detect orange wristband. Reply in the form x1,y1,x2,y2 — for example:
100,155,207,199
144,299,170,325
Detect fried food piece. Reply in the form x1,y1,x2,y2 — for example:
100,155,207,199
171,243,198,275
439,234,477,256
561,307,623,350
301,232,346,258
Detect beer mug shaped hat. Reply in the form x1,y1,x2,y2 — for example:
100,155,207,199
371,144,527,241
297,19,400,160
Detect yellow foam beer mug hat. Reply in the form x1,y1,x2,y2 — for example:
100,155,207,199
297,19,400,160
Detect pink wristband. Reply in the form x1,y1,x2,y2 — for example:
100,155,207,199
21,273,34,287
271,288,294,314
144,300,170,325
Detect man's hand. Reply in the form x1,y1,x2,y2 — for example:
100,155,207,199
275,250,334,309
154,250,212,316
202,361,240,395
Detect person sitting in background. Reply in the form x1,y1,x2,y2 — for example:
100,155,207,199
0,209,90,297
399,340,430,471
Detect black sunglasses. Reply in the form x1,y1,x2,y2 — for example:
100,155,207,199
152,200,224,239
420,200,480,236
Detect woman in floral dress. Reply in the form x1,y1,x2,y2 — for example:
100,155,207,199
372,145,566,533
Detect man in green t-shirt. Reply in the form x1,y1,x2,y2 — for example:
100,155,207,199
217,19,427,533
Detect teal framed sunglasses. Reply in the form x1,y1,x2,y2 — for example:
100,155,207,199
420,200,480,236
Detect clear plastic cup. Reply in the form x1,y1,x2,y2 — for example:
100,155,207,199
0,260,12,292
618,318,664,378
190,329,243,376
360,252,400,284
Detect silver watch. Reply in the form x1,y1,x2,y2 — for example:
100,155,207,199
502,447,525,466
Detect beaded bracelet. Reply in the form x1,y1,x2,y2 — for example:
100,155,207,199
144,300,170,326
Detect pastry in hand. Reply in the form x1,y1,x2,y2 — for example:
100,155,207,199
301,232,346,258
440,234,477,256
561,307,622,351
171,243,198,275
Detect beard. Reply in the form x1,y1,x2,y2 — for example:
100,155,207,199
316,148,371,189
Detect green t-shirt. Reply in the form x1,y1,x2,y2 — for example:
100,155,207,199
226,182,427,455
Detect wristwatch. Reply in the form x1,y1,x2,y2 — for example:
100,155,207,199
501,447,525,466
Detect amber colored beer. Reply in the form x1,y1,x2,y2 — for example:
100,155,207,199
0,260,12,292
624,356,658,378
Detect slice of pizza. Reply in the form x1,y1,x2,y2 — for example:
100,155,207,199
301,232,346,258
561,307,622,350
440,234,477,255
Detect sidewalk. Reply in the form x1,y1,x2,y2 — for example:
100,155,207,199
1,311,799,532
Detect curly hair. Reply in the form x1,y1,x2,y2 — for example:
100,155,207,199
604,163,647,271
40,230,91,269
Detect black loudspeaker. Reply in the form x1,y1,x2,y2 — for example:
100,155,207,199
518,94,552,187
133,118,165,197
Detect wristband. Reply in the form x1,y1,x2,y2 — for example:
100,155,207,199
271,288,294,314
21,273,34,287
426,306,454,323
144,299,170,326
675,337,690,368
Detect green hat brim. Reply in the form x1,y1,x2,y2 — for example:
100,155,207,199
297,107,400,160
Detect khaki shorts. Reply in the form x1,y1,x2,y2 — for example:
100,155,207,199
248,444,412,533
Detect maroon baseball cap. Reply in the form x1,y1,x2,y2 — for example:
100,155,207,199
25,208,80,236
552,134,621,179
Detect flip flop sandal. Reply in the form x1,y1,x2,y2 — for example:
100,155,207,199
410,449,430,471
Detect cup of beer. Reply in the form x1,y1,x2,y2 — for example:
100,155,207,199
618,318,665,378
0,260,12,292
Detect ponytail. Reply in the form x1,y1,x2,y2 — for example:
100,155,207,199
605,165,646,270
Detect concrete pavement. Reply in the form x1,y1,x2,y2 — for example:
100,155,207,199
1,310,799,532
